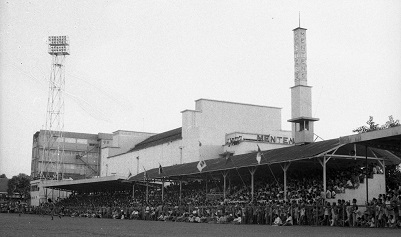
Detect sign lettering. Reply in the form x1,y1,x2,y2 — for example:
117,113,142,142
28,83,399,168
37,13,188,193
226,133,294,146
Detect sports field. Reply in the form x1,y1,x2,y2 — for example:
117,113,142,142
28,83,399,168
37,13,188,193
0,213,399,237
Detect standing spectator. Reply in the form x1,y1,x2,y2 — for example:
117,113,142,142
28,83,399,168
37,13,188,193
330,202,338,226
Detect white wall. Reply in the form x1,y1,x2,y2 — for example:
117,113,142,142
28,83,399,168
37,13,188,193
181,110,201,164
100,131,155,177
30,180,71,206
105,139,182,177
104,99,286,175
110,131,155,156
182,99,283,162
333,174,385,204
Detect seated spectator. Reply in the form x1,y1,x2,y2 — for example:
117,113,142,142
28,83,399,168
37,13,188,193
283,213,293,226
388,215,396,228
346,179,353,189
272,214,282,226
233,214,242,224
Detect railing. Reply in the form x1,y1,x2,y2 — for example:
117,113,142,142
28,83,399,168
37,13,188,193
25,202,401,228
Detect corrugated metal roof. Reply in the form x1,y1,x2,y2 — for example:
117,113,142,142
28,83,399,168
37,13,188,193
128,127,182,152
43,176,131,192
371,148,401,165
128,139,342,181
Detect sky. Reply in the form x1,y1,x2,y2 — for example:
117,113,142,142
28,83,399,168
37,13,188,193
0,0,400,178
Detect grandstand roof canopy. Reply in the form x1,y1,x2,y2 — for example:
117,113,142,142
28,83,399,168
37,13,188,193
43,127,400,192
127,130,401,182
340,126,401,152
43,176,132,193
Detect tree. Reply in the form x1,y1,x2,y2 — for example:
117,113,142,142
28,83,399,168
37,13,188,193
386,164,401,190
353,115,400,133
7,173,31,200
0,174,7,178
383,115,400,129
353,116,401,190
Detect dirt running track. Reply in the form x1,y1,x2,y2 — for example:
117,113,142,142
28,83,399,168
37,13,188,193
0,213,400,237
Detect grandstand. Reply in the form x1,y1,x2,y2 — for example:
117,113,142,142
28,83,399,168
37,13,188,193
21,127,398,229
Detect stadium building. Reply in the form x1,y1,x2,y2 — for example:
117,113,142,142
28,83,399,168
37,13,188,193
30,23,401,207
31,130,113,180
101,24,317,179
102,98,293,178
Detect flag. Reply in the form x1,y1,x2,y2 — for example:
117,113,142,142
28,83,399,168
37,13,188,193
256,145,262,165
197,160,207,172
225,153,231,165
127,171,132,180
158,163,163,175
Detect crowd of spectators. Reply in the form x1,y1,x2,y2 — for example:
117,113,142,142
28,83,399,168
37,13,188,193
33,188,400,228
20,163,401,228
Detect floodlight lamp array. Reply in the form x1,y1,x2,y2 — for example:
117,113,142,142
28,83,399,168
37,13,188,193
48,36,70,55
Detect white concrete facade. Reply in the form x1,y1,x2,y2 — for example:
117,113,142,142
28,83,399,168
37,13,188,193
103,99,288,177
99,130,156,177
183,99,284,161
104,139,183,177
30,179,71,206
334,174,385,203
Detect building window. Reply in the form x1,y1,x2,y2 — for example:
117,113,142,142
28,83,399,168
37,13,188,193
299,121,309,131
65,138,76,143
77,139,88,144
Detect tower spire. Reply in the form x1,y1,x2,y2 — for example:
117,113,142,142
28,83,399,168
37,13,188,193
299,11,300,28
288,22,319,144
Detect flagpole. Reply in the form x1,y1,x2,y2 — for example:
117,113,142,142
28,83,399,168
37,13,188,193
132,183,135,199
146,181,149,203
179,177,182,206
258,147,279,185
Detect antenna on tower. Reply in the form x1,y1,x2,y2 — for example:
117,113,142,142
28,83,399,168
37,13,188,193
299,11,301,27
40,36,70,181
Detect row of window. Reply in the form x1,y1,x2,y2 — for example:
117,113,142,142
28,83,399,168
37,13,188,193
56,137,89,144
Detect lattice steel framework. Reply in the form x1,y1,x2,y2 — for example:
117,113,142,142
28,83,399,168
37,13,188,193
40,36,70,180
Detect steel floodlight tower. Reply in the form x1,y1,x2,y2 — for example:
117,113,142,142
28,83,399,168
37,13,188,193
40,36,70,180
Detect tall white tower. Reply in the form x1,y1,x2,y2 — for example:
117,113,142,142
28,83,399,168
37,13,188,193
40,36,70,180
287,23,319,144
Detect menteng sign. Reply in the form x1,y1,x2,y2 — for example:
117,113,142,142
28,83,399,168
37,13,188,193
226,132,294,146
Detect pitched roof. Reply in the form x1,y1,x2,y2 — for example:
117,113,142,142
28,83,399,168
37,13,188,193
42,176,130,192
128,139,342,181
127,138,401,182
128,127,182,152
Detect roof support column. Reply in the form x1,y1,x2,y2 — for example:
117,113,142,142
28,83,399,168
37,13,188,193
365,145,369,204
318,156,331,200
378,159,386,189
161,179,165,203
146,181,149,203
205,176,208,194
222,171,228,200
179,178,182,206
132,183,135,199
249,167,257,202
281,162,291,201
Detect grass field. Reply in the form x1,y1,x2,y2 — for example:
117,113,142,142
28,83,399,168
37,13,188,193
0,213,400,237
